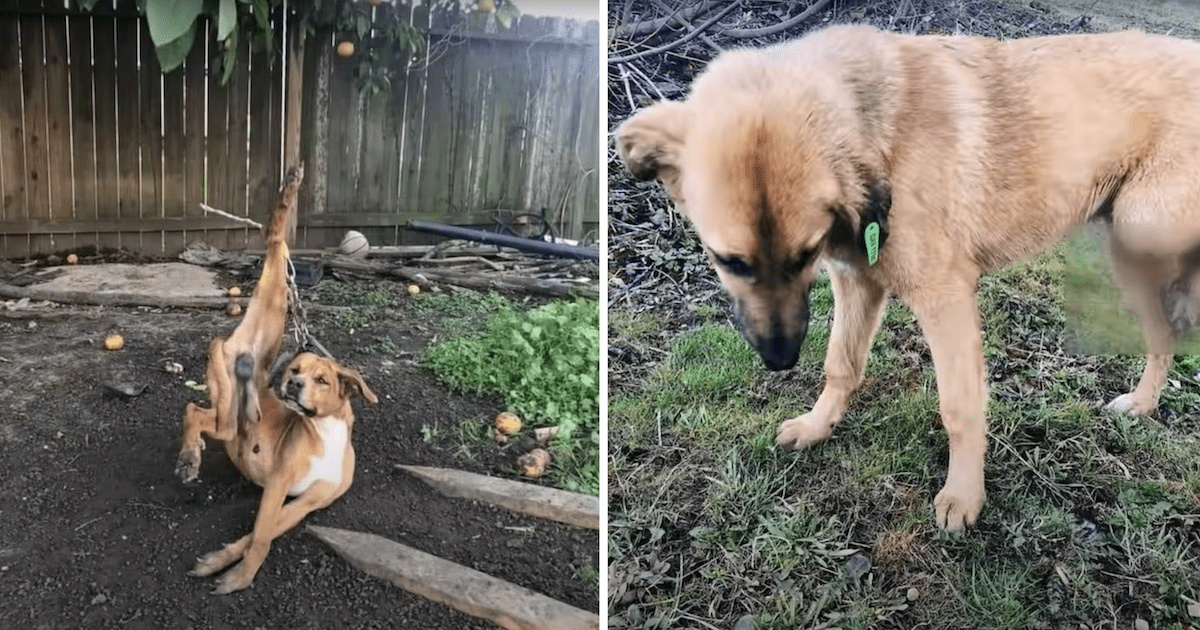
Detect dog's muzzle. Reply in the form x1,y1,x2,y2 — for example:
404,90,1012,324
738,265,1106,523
282,378,315,416
735,297,809,371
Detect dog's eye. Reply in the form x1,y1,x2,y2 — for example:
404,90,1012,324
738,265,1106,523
785,247,819,278
713,253,754,278
316,376,328,385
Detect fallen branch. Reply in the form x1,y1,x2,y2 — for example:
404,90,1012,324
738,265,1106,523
608,1,741,64
721,0,832,38
613,0,725,38
389,267,598,300
199,203,264,231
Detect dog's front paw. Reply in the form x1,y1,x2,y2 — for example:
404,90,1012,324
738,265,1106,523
1105,393,1155,416
933,478,985,532
175,447,202,484
211,565,255,595
775,412,838,451
188,548,236,578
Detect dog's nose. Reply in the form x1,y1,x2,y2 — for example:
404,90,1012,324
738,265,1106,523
758,336,801,371
285,378,301,395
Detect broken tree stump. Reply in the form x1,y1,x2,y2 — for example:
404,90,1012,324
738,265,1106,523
396,465,599,530
308,525,599,630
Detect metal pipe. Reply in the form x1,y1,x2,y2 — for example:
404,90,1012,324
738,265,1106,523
407,220,599,260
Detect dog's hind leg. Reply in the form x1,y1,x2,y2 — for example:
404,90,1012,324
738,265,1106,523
1105,237,1174,415
909,282,988,532
776,269,887,450
192,476,345,594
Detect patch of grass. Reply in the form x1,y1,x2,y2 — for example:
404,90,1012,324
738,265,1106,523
609,248,1200,629
403,289,511,334
425,298,600,494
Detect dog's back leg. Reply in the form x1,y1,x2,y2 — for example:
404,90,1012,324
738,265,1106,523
1105,236,1174,415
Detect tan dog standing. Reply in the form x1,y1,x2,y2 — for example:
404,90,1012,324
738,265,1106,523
617,25,1200,531
176,166,378,593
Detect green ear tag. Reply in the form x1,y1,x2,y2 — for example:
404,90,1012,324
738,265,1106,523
864,222,880,266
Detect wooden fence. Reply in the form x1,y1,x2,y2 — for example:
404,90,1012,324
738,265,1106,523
0,0,600,257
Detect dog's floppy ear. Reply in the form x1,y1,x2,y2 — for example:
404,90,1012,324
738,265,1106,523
615,101,692,200
337,366,379,405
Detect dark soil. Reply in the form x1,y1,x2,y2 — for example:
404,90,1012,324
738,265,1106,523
0,271,598,629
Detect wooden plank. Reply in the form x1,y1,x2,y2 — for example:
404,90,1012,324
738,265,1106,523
487,41,525,210
205,17,231,250
68,13,97,251
113,14,139,251
91,11,120,252
182,30,207,246
396,465,599,529
447,36,477,219
308,526,599,630
42,12,73,251
223,31,251,250
159,24,187,254
138,19,164,253
0,12,28,257
246,35,279,238
353,5,398,217
396,5,429,215
323,39,360,219
20,11,51,255
413,45,457,219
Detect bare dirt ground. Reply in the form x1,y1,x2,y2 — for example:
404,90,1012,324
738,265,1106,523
0,260,598,629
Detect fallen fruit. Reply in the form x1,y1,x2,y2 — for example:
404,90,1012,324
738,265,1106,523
104,334,124,351
407,284,421,295
337,41,355,58
906,587,919,602
533,426,558,446
517,448,550,477
495,411,522,435
66,253,78,264
228,286,241,297
493,429,509,446
227,302,242,317
164,361,184,375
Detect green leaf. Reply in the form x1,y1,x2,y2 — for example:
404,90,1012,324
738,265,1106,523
252,0,270,32
219,27,238,85
154,21,196,73
217,0,236,41
495,1,519,29
145,0,204,48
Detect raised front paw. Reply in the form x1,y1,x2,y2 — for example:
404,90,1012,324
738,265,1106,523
933,478,985,532
775,411,839,451
1105,393,1155,416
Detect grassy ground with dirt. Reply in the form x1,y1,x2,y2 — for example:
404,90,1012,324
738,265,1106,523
607,1,1200,628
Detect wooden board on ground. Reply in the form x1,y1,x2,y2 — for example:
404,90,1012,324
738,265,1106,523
396,464,599,530
308,525,599,630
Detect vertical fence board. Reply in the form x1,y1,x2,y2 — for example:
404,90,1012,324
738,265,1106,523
246,36,280,234
0,13,27,256
182,33,206,246
43,12,72,251
222,32,251,249
113,15,139,251
90,11,119,251
68,13,97,250
20,12,51,255
205,19,232,250
138,20,163,253
413,45,455,218
160,34,187,253
324,43,357,219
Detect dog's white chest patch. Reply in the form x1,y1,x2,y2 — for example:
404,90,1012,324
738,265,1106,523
288,416,348,497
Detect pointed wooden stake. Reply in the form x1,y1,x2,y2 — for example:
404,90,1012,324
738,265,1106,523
396,464,599,530
308,525,599,630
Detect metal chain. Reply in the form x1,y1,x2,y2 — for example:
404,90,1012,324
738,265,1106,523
285,255,333,360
